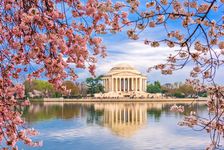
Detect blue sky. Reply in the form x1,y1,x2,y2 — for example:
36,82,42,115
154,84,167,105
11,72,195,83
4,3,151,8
76,30,193,84
75,1,224,85
76,37,224,84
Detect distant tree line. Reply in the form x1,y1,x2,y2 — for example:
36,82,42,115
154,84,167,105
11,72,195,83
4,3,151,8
24,78,207,99
24,76,104,98
147,81,207,98
24,80,88,98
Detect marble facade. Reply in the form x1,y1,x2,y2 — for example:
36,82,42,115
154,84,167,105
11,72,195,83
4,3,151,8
101,63,147,97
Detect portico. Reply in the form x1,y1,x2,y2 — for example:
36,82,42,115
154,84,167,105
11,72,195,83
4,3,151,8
102,64,147,96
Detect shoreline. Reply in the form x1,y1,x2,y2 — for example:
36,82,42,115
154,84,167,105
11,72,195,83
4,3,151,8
30,98,207,103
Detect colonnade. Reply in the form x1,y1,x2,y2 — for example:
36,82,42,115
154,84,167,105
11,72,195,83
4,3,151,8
102,77,147,92
103,105,147,126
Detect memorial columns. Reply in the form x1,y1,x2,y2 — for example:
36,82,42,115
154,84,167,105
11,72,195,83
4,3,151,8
131,78,134,91
102,76,147,93
140,78,142,91
111,78,114,92
115,78,117,92
123,78,125,91
127,78,129,92
119,78,121,91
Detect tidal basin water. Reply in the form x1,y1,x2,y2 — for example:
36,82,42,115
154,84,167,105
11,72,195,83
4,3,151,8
20,102,211,150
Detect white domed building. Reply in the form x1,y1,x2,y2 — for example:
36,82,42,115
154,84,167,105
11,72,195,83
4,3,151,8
97,63,148,98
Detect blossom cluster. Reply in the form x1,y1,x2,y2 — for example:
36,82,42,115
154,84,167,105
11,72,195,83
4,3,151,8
124,0,224,83
1,0,224,149
180,80,224,149
124,1,224,148
0,0,129,148
170,104,185,113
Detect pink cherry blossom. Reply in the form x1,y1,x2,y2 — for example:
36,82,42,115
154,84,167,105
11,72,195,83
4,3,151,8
1,0,224,149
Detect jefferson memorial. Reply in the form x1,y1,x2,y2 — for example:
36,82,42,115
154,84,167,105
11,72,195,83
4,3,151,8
98,63,148,98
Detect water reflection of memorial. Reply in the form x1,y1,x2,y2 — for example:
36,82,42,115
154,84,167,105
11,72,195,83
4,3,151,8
95,103,147,137
24,102,206,136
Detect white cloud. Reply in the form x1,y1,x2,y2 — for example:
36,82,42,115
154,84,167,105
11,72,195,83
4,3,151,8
100,41,174,66
77,40,190,84
38,118,210,150
130,125,209,150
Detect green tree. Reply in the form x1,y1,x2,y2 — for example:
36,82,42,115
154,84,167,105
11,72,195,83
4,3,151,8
198,92,208,97
147,81,162,93
86,76,104,96
173,92,185,98
24,80,61,98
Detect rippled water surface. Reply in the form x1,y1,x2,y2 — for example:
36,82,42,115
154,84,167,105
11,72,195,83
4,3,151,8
20,102,210,150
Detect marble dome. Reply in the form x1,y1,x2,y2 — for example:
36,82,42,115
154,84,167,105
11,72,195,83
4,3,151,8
106,63,141,75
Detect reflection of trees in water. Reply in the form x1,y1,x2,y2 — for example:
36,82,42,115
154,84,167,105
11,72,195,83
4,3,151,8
147,103,208,121
23,103,81,122
85,105,104,125
23,103,104,124
162,103,207,115
23,102,207,126
147,108,162,121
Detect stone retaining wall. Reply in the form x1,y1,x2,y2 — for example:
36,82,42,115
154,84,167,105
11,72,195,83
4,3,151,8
38,98,207,103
